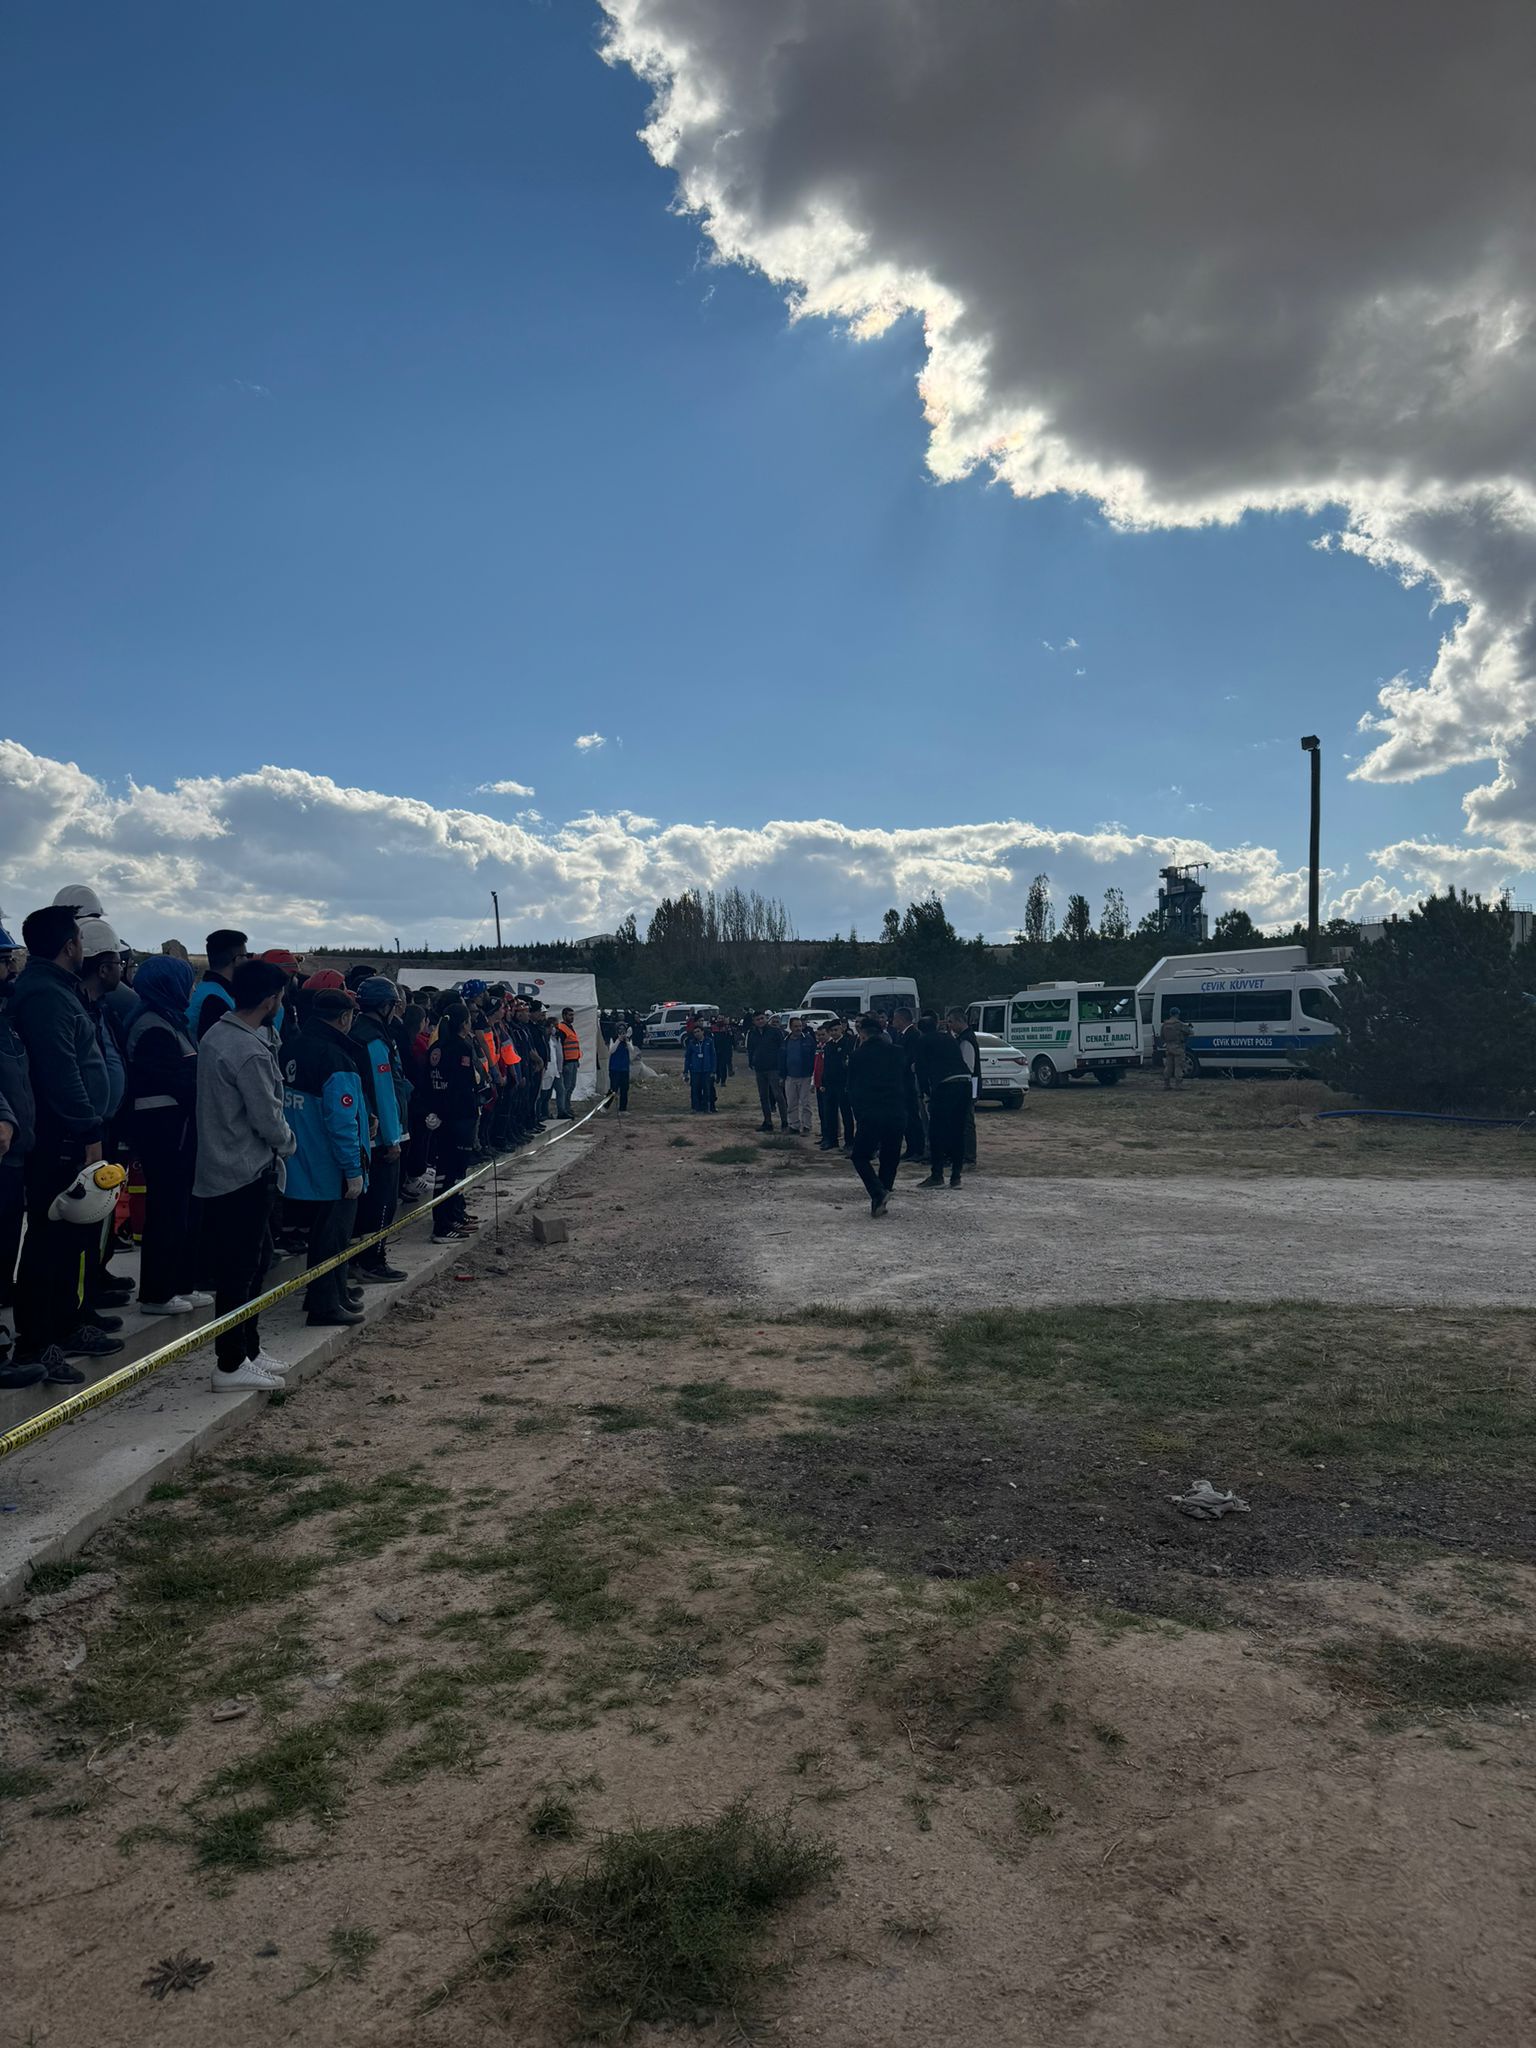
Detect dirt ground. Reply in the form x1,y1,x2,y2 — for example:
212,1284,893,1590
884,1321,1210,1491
2,1063,1534,2047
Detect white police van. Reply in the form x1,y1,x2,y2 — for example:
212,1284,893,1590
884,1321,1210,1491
640,1002,719,1047
967,982,1141,1088
1141,967,1342,1076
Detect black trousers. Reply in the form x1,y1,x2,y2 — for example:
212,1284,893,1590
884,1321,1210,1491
431,1123,472,1235
755,1070,787,1126
825,1087,855,1145
0,1159,25,1315
610,1073,630,1111
904,1081,928,1160
15,1137,97,1352
353,1151,400,1268
133,1110,196,1305
928,1085,969,1179
715,1040,733,1080
290,1195,357,1315
205,1170,277,1367
851,1116,903,1204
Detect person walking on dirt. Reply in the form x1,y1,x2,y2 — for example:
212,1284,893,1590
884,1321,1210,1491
1161,1006,1191,1090
847,1013,906,1216
747,1011,788,1132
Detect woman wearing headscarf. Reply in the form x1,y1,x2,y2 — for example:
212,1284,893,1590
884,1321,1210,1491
124,954,208,1313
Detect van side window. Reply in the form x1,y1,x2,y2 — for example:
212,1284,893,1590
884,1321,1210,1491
1164,991,1232,1023
1233,989,1290,1024
980,1004,1007,1034
1299,987,1336,1019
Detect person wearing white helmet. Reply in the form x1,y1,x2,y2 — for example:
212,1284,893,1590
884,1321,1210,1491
9,904,124,1381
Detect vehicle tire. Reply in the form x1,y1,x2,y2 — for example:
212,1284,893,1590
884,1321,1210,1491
1001,1091,1024,1111
1183,1051,1202,1079
1093,1068,1123,1086
1030,1057,1058,1089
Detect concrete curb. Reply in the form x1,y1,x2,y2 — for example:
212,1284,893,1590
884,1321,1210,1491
0,1129,604,1607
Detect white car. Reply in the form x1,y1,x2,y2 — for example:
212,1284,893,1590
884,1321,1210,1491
775,1008,838,1032
974,1029,1029,1108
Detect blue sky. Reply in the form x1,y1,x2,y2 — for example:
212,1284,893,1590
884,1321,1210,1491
0,1,1493,942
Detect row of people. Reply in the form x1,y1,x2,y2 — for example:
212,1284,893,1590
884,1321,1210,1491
0,892,586,1391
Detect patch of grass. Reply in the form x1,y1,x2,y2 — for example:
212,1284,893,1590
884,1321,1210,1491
380,1713,485,1784
436,1412,494,1435
807,1391,910,1425
513,1410,565,1437
906,1791,934,1832
188,1699,397,1871
1319,1634,1536,1716
0,1765,52,1801
528,1794,580,1840
784,1635,827,1686
145,1480,191,1503
931,1302,1536,1478
673,1381,782,1425
476,1803,838,2033
586,1402,659,1433
24,1558,99,1596
667,1136,694,1148
586,1302,700,1343
1090,1720,1126,1750
701,1145,759,1166
1015,1793,1057,1838
129,1546,322,1610
329,1925,381,1977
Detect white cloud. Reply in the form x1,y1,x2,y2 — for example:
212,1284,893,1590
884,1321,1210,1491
574,733,607,752
0,737,1371,946
475,779,536,798
600,0,1536,856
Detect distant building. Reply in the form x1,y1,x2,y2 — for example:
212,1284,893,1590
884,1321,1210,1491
1156,863,1208,942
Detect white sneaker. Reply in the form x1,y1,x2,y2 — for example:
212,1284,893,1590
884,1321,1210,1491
140,1295,194,1315
251,1349,291,1376
212,1359,285,1391
187,1290,215,1307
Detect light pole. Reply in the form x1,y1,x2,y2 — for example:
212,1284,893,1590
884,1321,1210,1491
1300,736,1321,961
491,890,502,951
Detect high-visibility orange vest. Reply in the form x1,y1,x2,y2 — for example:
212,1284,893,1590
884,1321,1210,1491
556,1021,580,1063
498,1039,521,1069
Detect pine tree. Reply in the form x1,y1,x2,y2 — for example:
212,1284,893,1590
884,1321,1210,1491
1318,892,1536,1112
1063,893,1093,944
1022,874,1055,946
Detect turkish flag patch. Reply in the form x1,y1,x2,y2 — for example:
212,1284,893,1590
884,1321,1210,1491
340,1093,354,1107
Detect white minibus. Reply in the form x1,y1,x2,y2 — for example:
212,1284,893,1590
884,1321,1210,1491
1140,967,1341,1076
967,982,1141,1088
802,976,919,1021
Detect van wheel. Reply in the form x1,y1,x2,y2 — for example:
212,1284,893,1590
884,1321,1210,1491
1030,1057,1058,1089
1093,1069,1123,1086
1183,1051,1202,1078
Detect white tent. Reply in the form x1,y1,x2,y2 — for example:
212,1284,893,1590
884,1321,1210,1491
393,967,603,1102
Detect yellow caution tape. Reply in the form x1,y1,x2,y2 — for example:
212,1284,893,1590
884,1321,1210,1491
0,1093,613,1461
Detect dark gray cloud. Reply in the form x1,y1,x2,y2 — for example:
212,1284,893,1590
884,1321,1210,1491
602,0,1536,858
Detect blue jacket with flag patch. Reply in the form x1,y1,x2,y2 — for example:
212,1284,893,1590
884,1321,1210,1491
350,1012,406,1147
282,1017,370,1200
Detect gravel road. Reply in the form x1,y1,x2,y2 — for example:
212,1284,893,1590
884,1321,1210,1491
739,1171,1536,1308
